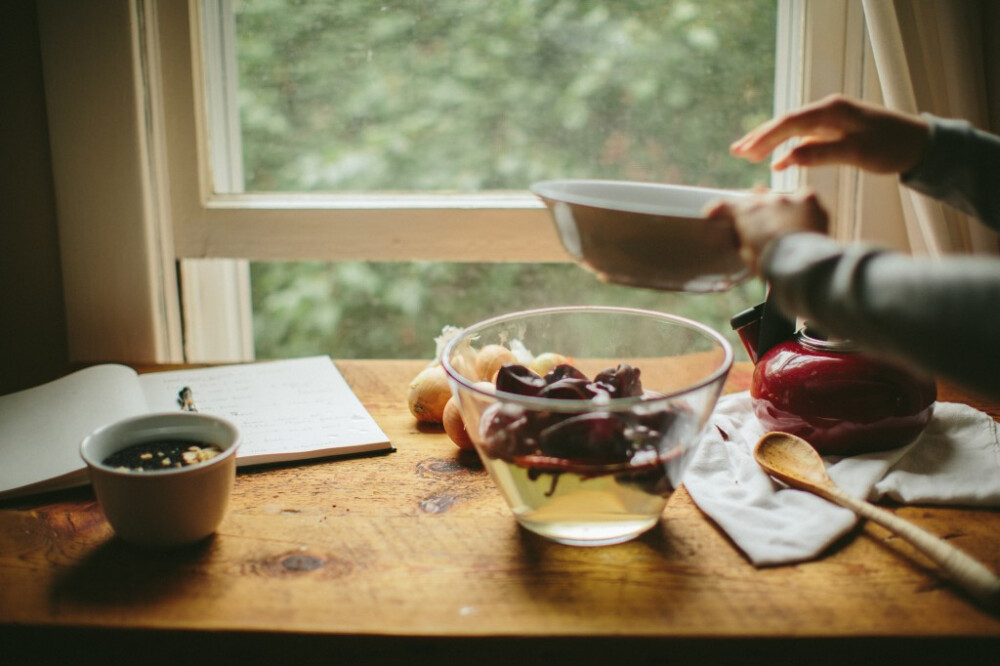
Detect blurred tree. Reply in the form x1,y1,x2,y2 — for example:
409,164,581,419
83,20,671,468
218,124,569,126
236,0,776,191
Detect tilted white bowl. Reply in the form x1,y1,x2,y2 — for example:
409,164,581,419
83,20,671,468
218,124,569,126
531,179,752,292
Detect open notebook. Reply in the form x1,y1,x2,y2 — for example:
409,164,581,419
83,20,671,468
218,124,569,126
0,356,392,499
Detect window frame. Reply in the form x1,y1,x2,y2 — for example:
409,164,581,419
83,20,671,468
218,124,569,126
40,0,862,365
162,0,561,265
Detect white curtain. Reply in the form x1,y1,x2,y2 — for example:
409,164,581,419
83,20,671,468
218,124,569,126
861,0,1000,256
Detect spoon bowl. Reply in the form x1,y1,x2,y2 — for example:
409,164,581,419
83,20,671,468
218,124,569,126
753,430,835,491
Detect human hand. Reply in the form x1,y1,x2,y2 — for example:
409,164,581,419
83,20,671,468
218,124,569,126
705,190,829,274
730,94,930,174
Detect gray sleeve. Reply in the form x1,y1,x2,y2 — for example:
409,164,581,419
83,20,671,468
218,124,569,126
762,232,1000,399
901,115,1000,231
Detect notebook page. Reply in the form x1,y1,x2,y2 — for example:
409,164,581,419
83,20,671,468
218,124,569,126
0,365,147,497
136,356,391,465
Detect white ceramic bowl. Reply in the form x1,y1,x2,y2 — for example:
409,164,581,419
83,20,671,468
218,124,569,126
80,412,240,549
531,179,751,292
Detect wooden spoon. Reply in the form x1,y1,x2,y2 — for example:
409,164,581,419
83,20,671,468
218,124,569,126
754,431,1000,609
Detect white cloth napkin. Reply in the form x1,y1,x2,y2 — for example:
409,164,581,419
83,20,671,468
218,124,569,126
683,392,1000,566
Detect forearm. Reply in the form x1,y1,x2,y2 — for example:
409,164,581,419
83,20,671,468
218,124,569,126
902,115,1000,231
762,233,1000,399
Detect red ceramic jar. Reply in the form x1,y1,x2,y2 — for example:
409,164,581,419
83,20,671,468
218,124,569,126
751,329,937,456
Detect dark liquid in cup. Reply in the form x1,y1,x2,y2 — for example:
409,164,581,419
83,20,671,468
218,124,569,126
103,440,221,471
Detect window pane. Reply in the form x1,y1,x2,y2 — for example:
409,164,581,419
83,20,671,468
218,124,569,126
234,0,777,192
251,262,765,360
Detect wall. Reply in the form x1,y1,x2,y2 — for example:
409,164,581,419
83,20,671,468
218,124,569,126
0,0,68,394
987,2,1000,134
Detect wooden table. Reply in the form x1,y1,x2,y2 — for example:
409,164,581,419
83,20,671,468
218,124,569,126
2,361,999,665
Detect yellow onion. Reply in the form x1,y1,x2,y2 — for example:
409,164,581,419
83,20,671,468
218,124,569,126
407,364,452,423
442,396,474,450
529,352,572,377
475,344,516,382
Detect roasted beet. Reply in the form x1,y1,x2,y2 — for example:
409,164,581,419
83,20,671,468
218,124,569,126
543,363,588,384
495,364,546,396
483,360,674,477
538,412,632,463
635,405,682,435
593,363,644,398
480,403,538,460
538,377,594,400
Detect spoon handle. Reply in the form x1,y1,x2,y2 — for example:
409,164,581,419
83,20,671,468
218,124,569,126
827,486,1000,608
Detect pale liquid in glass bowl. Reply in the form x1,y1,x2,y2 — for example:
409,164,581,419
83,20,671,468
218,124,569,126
481,455,675,546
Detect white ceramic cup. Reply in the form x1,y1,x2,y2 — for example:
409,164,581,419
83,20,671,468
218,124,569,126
80,412,241,549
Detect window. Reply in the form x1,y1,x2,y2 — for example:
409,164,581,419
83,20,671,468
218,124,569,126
210,0,781,360
39,0,867,365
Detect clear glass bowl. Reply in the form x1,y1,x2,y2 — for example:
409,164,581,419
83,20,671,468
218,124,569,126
441,306,732,546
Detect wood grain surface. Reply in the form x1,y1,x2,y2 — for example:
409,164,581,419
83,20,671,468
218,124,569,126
2,360,998,664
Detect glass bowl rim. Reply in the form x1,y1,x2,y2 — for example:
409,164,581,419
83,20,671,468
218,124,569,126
440,305,733,412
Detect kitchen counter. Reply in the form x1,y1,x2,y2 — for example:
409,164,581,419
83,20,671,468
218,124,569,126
2,360,998,664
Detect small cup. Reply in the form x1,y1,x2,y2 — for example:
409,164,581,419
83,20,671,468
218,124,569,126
80,412,240,549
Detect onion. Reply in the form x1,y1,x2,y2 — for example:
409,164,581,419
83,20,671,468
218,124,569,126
529,352,572,377
442,396,474,450
475,344,516,382
473,380,496,394
407,364,452,423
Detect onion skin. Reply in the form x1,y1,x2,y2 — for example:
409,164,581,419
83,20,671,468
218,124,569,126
442,396,474,450
407,364,452,423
